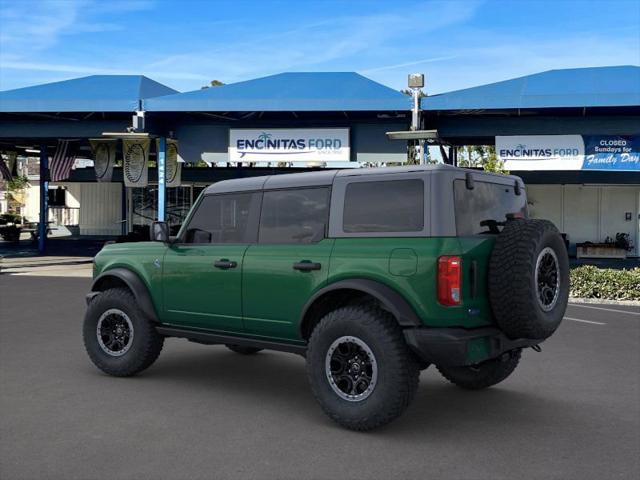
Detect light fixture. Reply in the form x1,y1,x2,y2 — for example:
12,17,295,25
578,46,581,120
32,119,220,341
386,130,439,140
101,132,151,139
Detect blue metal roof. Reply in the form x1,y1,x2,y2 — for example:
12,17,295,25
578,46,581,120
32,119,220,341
145,72,411,112
422,66,640,111
0,75,178,113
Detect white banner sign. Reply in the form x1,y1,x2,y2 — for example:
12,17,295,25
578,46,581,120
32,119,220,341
123,138,150,187
90,139,116,182
496,135,585,170
229,128,350,162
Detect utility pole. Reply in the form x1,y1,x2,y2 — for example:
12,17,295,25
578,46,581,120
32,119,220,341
408,73,425,164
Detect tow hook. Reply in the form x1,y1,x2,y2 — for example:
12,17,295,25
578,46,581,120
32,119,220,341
530,344,542,353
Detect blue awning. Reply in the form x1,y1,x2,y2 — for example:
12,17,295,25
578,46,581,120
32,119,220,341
145,72,411,112
422,66,640,111
0,75,178,113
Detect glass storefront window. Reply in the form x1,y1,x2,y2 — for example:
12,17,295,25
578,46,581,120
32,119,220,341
131,185,200,237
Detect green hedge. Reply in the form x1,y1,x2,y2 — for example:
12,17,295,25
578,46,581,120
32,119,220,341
570,266,640,301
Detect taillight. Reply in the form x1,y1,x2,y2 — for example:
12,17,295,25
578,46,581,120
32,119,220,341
437,256,461,306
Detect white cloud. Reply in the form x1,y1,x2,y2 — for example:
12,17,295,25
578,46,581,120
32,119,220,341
361,56,459,74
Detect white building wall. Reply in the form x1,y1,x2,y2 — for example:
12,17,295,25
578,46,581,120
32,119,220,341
527,184,640,256
23,182,40,222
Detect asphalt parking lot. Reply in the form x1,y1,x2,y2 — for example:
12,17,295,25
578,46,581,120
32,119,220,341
1,275,638,480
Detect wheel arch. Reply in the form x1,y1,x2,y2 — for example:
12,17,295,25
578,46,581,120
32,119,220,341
91,268,159,322
299,278,422,340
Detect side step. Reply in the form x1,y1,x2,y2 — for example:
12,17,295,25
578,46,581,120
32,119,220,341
156,326,307,356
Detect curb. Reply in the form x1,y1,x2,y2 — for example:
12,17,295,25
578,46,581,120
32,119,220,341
1,260,93,269
569,297,640,307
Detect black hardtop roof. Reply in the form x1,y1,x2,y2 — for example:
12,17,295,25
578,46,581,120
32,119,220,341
203,164,515,195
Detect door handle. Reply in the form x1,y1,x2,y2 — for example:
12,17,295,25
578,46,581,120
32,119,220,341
214,259,237,269
293,261,321,272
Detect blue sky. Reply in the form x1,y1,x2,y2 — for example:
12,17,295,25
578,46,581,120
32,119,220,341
0,0,638,94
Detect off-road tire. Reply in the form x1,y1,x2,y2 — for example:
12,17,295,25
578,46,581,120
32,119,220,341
225,344,263,355
489,219,569,340
437,349,522,390
83,287,164,377
306,304,420,431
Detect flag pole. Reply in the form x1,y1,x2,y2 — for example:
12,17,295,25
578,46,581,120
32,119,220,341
38,144,48,254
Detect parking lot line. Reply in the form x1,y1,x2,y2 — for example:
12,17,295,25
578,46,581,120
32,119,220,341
570,304,640,316
564,316,606,325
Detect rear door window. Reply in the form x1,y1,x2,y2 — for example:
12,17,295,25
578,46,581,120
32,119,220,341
343,179,424,233
454,180,527,235
259,188,330,244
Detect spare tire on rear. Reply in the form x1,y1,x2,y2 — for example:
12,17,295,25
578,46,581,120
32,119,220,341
488,219,569,340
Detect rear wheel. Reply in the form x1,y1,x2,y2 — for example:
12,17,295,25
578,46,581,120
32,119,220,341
306,304,419,431
225,344,263,355
83,288,164,377
437,349,522,390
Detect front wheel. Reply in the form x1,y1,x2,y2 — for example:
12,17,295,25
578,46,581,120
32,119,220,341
436,349,522,390
83,288,164,377
306,304,419,431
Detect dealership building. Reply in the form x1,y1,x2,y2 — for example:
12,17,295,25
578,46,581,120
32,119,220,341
0,66,638,257
421,65,640,257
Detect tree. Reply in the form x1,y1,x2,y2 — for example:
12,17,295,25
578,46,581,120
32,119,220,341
201,79,225,89
5,175,30,214
481,146,509,175
457,145,509,174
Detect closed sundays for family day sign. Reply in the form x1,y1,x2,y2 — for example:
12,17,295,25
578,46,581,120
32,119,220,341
229,128,350,162
497,135,640,171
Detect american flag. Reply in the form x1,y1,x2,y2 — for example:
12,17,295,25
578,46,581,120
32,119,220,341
0,157,12,181
49,140,78,182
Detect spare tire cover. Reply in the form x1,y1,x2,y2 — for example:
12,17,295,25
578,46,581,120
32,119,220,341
488,219,569,340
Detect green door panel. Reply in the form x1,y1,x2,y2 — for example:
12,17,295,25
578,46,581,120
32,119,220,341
242,239,335,340
329,238,495,329
162,244,248,332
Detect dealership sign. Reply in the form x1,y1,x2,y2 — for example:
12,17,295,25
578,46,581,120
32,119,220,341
497,135,640,171
496,135,585,170
582,136,640,170
229,128,350,162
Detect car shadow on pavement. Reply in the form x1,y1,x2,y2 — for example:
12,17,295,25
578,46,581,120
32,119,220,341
128,342,586,436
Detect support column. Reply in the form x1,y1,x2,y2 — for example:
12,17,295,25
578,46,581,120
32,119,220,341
121,182,127,235
38,145,48,254
157,137,166,222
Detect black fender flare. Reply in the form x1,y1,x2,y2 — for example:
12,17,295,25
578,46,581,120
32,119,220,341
91,268,159,322
299,278,422,335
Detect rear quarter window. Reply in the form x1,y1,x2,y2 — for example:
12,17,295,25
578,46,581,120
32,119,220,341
343,179,424,233
454,179,527,235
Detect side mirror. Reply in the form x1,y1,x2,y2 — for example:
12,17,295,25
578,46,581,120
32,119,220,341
150,221,169,243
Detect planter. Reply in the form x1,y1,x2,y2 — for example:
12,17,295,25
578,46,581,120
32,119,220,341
576,243,627,259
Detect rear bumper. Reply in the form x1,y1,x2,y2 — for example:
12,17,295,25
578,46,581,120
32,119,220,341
403,326,540,367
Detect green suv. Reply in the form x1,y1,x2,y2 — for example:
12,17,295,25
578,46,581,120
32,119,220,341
84,165,569,430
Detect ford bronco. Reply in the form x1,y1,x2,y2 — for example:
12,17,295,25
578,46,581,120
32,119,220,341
83,165,569,431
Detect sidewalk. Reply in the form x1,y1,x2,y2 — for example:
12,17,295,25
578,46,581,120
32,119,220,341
0,255,93,277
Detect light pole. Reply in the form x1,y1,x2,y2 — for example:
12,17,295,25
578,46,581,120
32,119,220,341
408,73,425,164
